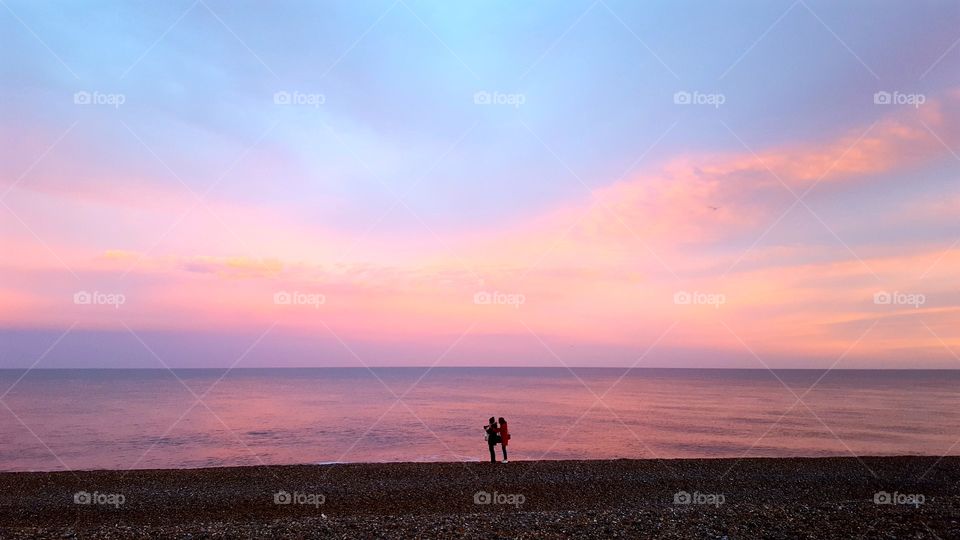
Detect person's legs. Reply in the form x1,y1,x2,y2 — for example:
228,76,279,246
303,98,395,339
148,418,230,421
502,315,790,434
501,445,508,461
488,443,496,463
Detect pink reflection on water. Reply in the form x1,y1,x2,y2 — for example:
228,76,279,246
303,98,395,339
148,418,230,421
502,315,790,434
1,368,959,471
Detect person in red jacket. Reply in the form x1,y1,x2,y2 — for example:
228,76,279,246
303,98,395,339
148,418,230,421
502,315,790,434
498,417,510,463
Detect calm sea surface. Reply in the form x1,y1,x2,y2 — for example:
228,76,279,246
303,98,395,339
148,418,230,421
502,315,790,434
1,368,958,471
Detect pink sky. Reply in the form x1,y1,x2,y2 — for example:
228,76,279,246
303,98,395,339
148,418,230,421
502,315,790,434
2,1,959,368
2,89,959,368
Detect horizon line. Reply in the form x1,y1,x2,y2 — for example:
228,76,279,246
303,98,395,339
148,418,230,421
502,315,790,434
1,366,958,371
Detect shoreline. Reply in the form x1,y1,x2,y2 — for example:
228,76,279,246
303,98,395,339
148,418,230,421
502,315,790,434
1,453,951,474
2,456,958,538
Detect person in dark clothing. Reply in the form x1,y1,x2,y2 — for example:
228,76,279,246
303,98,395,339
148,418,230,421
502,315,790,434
483,417,500,463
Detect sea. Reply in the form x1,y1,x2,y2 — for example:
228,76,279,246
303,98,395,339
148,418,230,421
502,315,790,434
1,368,957,471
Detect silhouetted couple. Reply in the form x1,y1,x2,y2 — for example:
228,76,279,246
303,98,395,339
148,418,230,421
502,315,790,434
484,417,510,463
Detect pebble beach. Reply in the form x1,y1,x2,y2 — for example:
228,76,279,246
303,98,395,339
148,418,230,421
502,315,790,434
1,457,957,538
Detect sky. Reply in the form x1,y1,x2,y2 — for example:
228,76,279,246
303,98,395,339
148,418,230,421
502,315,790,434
0,0,958,368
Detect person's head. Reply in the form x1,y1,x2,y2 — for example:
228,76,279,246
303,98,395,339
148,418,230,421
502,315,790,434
498,417,506,425
488,417,496,425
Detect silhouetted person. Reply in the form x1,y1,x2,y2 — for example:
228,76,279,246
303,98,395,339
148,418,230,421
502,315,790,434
498,417,510,463
484,417,500,463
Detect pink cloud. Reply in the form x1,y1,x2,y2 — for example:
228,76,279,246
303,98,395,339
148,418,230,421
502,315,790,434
2,89,959,366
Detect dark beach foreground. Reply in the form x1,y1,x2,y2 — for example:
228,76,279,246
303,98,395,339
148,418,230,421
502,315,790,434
1,457,958,539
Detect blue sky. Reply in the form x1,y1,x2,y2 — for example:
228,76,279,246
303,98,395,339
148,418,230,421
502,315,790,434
4,0,955,232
